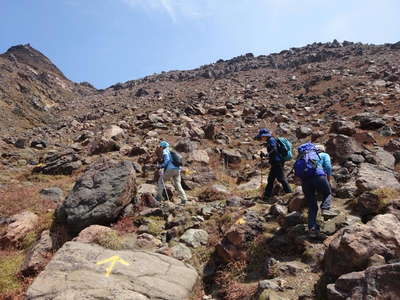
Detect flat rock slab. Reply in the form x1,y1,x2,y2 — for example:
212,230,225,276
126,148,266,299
26,241,198,300
356,163,400,192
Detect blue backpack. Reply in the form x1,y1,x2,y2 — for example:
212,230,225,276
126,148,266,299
294,143,325,179
276,137,293,161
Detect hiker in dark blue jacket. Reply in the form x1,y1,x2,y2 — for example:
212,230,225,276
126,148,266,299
255,128,292,201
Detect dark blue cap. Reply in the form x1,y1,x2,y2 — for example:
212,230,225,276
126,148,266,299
255,128,272,139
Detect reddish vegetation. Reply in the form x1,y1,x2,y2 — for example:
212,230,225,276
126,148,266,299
111,217,138,234
0,185,54,217
215,261,258,300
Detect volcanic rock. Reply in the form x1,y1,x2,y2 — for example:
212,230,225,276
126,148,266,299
55,159,136,235
327,263,400,300
324,214,400,278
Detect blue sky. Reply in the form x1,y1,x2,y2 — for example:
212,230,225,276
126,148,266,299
1,0,399,88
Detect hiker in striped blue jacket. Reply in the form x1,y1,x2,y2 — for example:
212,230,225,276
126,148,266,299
156,141,187,205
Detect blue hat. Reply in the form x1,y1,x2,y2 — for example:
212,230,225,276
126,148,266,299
159,141,169,148
255,128,272,139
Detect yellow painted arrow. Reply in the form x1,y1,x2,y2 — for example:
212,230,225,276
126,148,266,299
235,217,246,225
96,255,130,277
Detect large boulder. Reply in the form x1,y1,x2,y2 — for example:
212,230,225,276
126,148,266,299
327,263,400,300
55,160,136,235
355,163,400,193
26,241,198,300
324,214,400,278
330,120,356,136
326,134,362,163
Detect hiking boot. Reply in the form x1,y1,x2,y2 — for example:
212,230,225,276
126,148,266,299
321,209,339,220
308,228,319,239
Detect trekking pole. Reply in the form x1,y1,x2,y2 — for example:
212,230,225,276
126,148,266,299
287,166,295,178
260,154,265,198
161,175,170,202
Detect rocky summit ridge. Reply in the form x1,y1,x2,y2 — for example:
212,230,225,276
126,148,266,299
0,40,400,299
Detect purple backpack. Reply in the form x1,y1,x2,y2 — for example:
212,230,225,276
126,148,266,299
294,143,325,179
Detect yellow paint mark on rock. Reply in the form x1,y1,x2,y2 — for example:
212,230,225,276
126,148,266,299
96,255,130,277
235,218,246,225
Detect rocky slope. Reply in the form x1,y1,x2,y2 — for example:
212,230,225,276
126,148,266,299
0,44,95,136
0,40,400,299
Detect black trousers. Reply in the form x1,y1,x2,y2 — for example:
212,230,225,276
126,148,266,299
264,163,292,198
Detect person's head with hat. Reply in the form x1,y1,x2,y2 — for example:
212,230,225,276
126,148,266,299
159,141,170,149
255,128,272,142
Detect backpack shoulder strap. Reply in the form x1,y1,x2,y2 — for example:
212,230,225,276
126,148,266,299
315,149,322,160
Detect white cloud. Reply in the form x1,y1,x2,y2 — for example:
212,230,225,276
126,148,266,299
119,0,400,45
160,0,176,22
120,0,215,22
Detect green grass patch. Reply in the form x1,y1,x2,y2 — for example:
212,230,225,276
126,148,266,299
95,231,125,250
371,188,399,204
0,252,24,295
37,212,55,232
147,219,165,236
21,231,37,250
23,173,65,183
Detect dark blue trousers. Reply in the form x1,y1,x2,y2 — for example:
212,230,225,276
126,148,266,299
301,175,332,230
264,163,292,198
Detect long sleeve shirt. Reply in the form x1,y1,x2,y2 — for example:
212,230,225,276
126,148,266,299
266,137,282,164
318,152,332,176
160,148,179,170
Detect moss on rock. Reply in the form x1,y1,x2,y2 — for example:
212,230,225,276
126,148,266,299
95,230,125,250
